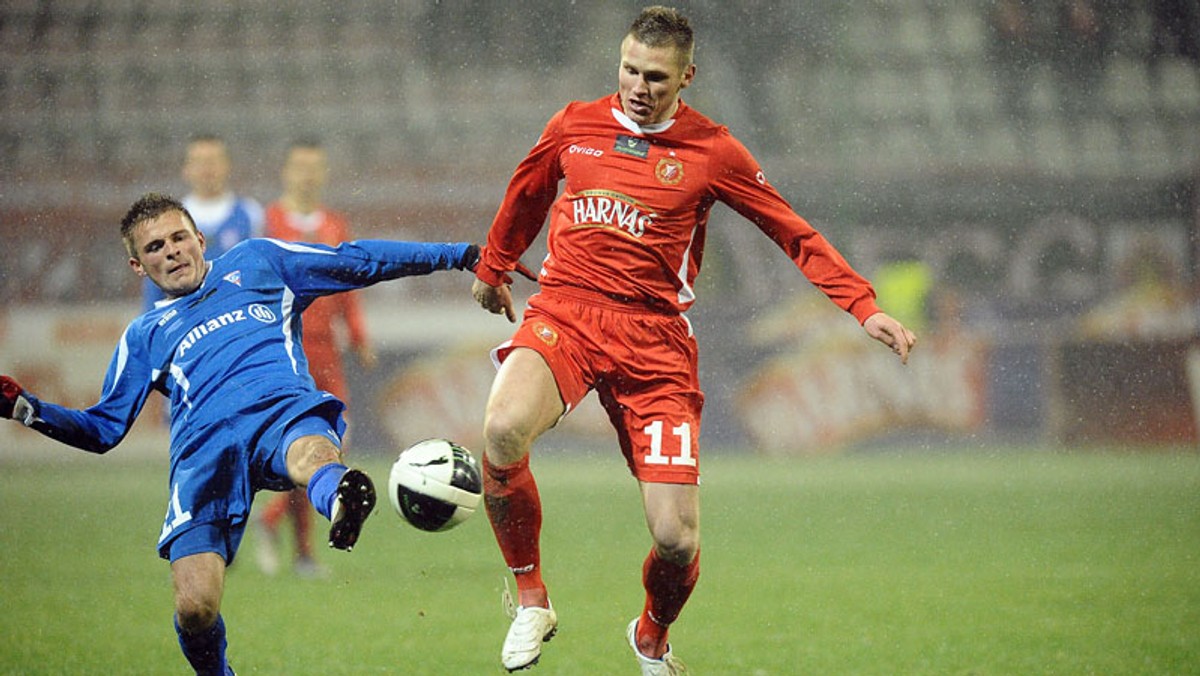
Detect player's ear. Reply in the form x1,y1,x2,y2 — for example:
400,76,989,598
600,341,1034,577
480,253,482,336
196,229,207,253
680,63,696,90
129,256,146,278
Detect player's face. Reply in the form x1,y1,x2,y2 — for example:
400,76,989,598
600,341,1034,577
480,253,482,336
617,35,695,126
128,210,208,298
182,140,231,199
282,147,328,205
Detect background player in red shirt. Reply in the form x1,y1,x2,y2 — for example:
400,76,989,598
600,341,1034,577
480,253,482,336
256,139,377,577
471,6,917,674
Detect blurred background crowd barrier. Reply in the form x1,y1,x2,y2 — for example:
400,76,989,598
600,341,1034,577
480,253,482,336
1,1,1198,456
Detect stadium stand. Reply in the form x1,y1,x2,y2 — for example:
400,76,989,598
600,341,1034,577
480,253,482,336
0,1,1196,308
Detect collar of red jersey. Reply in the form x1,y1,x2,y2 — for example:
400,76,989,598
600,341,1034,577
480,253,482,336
610,107,677,135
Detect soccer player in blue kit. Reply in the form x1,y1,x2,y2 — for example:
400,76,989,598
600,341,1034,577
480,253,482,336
0,193,481,675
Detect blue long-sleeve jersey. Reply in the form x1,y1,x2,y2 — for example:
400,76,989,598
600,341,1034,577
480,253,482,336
25,237,473,455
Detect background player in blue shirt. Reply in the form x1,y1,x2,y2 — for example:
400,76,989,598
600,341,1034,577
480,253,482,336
142,134,265,312
0,193,481,675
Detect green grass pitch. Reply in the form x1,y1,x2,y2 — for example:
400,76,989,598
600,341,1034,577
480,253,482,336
1,447,1197,674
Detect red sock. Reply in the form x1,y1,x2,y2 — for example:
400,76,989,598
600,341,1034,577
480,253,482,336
483,455,548,608
637,548,700,658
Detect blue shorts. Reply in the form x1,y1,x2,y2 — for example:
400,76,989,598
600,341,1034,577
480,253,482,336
166,522,244,565
160,404,344,564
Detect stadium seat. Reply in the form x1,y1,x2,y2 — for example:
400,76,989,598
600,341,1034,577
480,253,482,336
1104,57,1155,118
1031,120,1073,175
1127,120,1173,178
1156,57,1200,115
1027,67,1062,119
940,5,986,58
1074,118,1123,178
894,6,934,59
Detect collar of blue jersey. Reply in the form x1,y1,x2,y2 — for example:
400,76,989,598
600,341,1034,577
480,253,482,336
610,106,677,136
152,261,213,309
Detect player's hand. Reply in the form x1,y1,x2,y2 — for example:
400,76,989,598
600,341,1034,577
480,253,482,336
0,375,36,425
472,278,517,323
863,312,917,365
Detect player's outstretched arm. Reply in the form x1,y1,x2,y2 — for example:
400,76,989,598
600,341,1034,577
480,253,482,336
1,358,145,454
863,312,917,365
0,375,36,425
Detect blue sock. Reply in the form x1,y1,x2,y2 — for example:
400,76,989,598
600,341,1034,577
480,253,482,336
175,613,229,676
306,462,348,520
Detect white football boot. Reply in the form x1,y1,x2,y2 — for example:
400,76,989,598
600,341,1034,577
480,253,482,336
501,603,558,671
626,618,689,676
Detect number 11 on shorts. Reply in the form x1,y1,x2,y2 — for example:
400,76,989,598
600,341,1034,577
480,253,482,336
642,420,696,466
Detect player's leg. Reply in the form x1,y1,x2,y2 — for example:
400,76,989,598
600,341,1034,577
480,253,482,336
606,415,701,676
634,481,701,658
483,347,566,671
171,550,231,675
604,309,702,671
161,443,243,675
282,426,375,552
484,347,564,601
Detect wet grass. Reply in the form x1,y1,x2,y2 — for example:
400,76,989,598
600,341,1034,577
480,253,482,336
1,447,1197,674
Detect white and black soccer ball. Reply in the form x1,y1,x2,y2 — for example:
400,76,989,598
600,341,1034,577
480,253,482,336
388,438,483,532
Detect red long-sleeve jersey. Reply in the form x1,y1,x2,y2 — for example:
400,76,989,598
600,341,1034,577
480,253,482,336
477,94,880,322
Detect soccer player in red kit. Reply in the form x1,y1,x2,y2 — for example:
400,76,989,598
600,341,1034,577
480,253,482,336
257,139,377,577
471,6,917,674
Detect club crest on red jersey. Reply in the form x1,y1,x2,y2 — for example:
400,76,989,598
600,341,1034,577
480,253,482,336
532,322,559,347
655,157,684,186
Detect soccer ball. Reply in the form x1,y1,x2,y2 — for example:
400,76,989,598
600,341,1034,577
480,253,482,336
388,438,483,532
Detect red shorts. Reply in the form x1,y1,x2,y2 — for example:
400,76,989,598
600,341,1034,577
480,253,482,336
493,287,704,484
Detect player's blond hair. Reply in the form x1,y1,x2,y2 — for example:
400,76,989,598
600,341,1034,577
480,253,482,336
628,6,694,68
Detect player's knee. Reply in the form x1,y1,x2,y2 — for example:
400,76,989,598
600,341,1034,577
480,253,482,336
175,593,220,634
482,408,533,466
652,527,700,565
